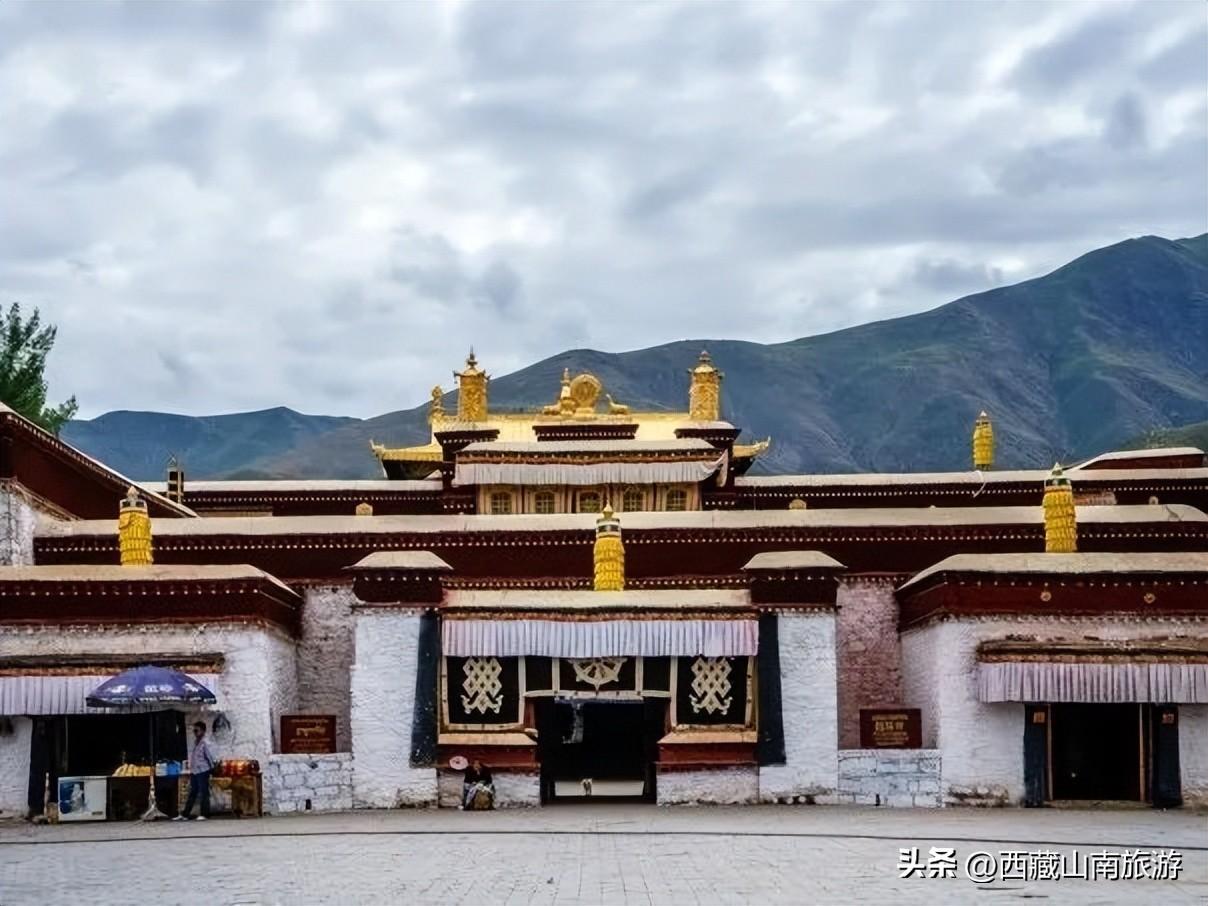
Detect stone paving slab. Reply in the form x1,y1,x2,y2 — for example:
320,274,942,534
0,805,1204,905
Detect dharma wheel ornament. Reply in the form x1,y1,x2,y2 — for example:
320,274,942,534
118,487,153,566
593,504,625,591
972,410,994,471
1043,463,1077,553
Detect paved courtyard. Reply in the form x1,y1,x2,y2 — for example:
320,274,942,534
1,805,1204,905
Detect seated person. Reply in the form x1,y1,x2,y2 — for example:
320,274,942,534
462,760,494,810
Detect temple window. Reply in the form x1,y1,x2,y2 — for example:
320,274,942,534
665,488,688,511
622,487,645,512
489,491,514,515
534,490,556,514
577,491,602,514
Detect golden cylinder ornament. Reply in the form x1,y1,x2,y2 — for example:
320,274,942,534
688,350,723,422
1043,464,1077,554
593,504,625,591
118,487,153,566
972,410,994,471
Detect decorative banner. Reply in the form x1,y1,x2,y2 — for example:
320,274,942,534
674,656,749,726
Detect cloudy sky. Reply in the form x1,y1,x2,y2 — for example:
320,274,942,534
2,1,1204,419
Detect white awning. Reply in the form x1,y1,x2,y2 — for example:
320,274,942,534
453,456,723,487
978,661,1208,704
442,618,758,658
0,674,222,716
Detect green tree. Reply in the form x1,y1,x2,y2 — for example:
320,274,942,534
0,303,78,434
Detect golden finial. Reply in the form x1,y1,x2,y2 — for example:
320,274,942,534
453,349,489,422
593,504,624,591
689,349,723,421
118,486,152,566
1043,463,1077,553
973,410,994,471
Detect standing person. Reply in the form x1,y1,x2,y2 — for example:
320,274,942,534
174,721,217,821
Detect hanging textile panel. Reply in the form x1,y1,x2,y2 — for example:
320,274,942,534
442,656,523,727
978,661,1208,704
454,456,723,487
673,656,751,726
442,618,758,658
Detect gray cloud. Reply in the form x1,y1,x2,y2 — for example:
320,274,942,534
0,0,1203,418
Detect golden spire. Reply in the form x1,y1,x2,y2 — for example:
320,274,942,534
689,350,723,421
118,487,153,566
1043,463,1077,553
453,349,489,422
973,410,994,471
593,504,625,591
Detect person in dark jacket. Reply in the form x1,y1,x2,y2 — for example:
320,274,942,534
462,760,494,809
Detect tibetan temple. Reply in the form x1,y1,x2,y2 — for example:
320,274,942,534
0,350,1206,816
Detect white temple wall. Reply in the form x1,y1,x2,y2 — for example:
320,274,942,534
350,608,436,807
902,616,1208,806
0,716,33,816
0,624,296,768
659,767,759,805
297,584,356,751
0,483,41,566
1180,705,1208,807
758,611,838,801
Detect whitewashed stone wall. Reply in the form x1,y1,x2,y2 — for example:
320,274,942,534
0,483,40,566
758,611,838,801
836,749,941,807
1180,705,1208,807
0,716,33,816
0,623,298,778
350,609,436,807
901,616,1208,807
265,753,353,814
658,767,758,805
298,584,356,752
493,772,540,807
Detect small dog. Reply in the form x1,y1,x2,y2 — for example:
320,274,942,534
582,778,593,797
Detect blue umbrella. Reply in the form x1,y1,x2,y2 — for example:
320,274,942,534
86,665,217,708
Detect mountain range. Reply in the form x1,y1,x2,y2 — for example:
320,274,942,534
63,233,1208,480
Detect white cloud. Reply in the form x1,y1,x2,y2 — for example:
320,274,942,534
0,0,1203,418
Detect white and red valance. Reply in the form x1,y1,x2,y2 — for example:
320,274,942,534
977,661,1208,704
453,456,724,488
0,674,222,716
442,618,757,658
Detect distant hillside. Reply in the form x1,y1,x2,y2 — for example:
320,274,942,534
64,233,1208,479
62,407,359,480
1128,420,1208,454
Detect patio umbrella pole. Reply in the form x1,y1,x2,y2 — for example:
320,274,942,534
141,713,166,821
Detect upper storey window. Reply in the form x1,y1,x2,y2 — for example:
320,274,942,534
577,491,603,514
622,487,645,512
665,488,688,511
534,490,556,514
489,491,513,515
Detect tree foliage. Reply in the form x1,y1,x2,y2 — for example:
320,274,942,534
0,303,78,434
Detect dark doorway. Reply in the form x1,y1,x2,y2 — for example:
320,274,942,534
537,698,664,802
1050,703,1143,801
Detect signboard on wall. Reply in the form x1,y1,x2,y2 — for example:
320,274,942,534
280,715,337,754
859,708,922,749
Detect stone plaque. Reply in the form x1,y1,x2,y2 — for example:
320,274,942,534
859,708,921,749
280,715,337,754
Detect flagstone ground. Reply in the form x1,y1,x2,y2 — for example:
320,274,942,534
0,804,1204,905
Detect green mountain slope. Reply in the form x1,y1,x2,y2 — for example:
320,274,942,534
62,407,359,480
64,234,1208,479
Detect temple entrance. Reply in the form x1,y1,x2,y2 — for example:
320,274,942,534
537,698,664,802
1050,703,1143,801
